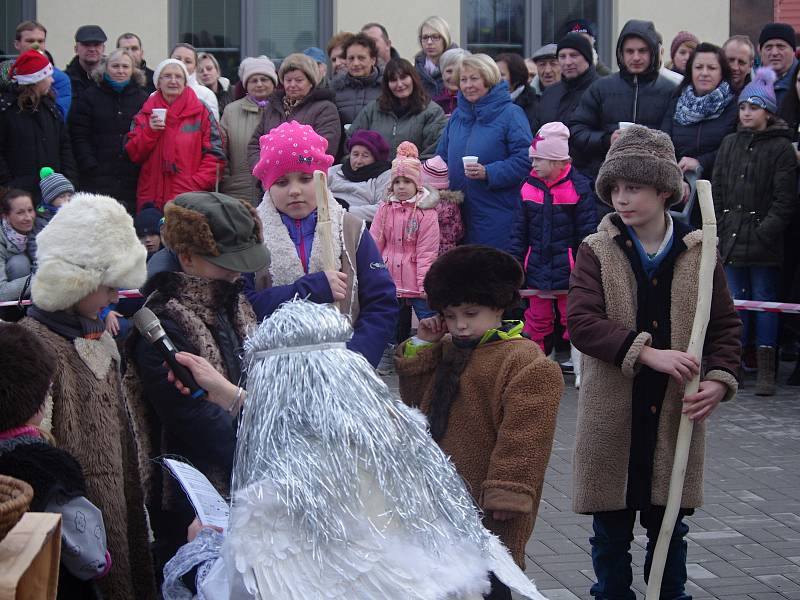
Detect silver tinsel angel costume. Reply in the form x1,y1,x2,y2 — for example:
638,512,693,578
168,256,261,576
164,299,547,600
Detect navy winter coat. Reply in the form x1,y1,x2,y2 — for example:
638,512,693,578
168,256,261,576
571,20,678,177
508,165,597,290
435,81,533,251
660,92,738,179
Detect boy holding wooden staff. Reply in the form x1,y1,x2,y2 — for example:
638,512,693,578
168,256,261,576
567,125,741,600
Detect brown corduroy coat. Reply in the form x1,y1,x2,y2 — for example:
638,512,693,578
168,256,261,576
395,336,563,567
567,214,741,515
19,318,156,600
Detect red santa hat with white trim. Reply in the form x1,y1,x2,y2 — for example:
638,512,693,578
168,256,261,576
11,50,53,85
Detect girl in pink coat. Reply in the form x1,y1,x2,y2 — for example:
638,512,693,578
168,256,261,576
370,141,440,373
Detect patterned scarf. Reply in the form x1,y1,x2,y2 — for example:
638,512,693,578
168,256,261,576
282,95,303,118
674,81,734,126
1,218,29,253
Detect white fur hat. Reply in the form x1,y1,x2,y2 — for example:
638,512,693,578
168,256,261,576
32,193,147,312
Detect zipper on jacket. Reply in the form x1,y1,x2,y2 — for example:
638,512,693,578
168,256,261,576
632,75,639,122
296,219,308,273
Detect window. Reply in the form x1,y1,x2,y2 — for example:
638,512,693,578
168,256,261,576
1,0,36,62
172,0,332,81
463,0,526,56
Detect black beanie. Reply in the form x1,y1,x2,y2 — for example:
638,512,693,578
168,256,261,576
759,22,796,49
557,32,594,66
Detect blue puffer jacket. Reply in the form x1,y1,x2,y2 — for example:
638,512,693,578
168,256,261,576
508,165,597,290
436,81,533,251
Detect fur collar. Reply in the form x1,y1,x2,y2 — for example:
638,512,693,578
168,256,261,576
144,271,245,326
597,212,702,250
257,189,344,286
437,189,464,205
415,187,440,210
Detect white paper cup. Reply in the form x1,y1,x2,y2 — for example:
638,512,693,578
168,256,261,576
619,121,634,130
462,155,479,171
152,108,167,123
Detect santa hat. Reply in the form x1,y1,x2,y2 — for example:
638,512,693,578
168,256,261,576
11,50,53,85
390,141,422,189
32,193,147,312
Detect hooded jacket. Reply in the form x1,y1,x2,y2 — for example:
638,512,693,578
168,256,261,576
571,20,678,177
713,121,798,267
349,98,447,159
508,164,597,291
125,86,226,213
0,93,78,201
69,78,149,214
246,88,342,175
332,68,383,124
435,81,533,251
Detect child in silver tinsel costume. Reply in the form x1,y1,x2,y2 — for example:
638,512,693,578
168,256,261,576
162,298,547,600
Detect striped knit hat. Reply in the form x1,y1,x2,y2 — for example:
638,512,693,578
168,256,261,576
391,141,422,188
39,167,74,207
421,155,449,190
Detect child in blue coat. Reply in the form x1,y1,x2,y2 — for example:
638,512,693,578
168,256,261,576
244,121,397,368
508,122,597,379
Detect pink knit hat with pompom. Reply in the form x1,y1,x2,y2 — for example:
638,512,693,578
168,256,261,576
252,121,334,190
391,141,422,189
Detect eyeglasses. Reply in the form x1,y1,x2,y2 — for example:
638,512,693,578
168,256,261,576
159,74,184,81
420,34,442,42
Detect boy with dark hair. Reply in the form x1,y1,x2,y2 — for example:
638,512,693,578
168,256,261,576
567,125,742,600
395,244,563,600
0,322,110,598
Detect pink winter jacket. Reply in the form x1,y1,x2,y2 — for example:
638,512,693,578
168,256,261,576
370,188,440,298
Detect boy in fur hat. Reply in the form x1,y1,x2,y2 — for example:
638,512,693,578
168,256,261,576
395,245,563,600
567,125,741,600
19,193,157,600
0,322,110,599
245,120,397,368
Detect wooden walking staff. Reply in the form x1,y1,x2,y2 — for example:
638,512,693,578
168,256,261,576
313,170,339,307
646,179,717,600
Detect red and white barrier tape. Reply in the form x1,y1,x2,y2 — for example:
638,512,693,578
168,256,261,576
4,288,800,314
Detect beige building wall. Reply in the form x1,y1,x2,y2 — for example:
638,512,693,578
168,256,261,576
614,0,730,62
334,0,460,62
37,0,168,71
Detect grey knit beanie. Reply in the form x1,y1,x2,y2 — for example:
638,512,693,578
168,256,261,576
595,125,683,207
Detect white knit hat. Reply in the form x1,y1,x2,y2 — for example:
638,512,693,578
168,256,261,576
152,58,190,89
32,193,147,312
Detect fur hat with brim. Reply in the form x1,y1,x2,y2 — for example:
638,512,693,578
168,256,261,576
595,125,683,207
0,322,56,431
424,245,523,313
32,193,147,312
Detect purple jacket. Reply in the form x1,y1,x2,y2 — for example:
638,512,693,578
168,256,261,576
244,211,397,367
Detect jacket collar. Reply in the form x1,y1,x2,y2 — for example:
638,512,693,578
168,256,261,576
600,212,701,251
564,65,597,90
455,80,513,123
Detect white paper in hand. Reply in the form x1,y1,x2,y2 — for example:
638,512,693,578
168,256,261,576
164,458,230,530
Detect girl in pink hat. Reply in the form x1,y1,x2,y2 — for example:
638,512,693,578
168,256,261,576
369,141,441,374
246,120,397,368
507,121,597,387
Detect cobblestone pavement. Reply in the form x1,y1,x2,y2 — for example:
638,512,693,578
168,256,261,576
385,366,800,600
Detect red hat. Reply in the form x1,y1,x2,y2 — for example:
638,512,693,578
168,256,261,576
11,50,53,85
253,121,334,191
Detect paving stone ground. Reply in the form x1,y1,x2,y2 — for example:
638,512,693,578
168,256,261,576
386,361,800,599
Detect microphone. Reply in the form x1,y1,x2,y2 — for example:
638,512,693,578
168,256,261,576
133,307,207,400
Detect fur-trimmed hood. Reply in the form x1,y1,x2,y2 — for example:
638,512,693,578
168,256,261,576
436,189,464,205
416,186,440,210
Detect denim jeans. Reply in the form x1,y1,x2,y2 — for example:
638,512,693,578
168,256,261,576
590,507,690,600
5,253,32,280
725,265,779,347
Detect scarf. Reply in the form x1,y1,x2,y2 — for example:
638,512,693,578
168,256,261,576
341,158,392,183
28,305,107,341
283,95,303,118
674,81,734,125
150,88,198,175
247,95,268,108
103,73,130,93
424,57,439,77
429,321,523,441
2,218,28,252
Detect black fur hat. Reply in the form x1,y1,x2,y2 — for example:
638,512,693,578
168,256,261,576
424,245,524,313
0,323,57,431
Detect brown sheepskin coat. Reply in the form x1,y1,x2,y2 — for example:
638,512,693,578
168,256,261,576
395,336,563,567
19,318,156,600
567,214,741,515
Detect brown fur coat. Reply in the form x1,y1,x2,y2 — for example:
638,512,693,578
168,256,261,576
567,214,741,514
395,336,563,567
19,317,156,600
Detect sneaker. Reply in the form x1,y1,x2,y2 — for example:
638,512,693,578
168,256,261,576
377,344,396,375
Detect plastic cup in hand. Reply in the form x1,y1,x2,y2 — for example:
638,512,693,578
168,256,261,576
152,108,167,124
462,155,479,173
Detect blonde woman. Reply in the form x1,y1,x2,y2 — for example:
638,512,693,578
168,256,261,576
414,15,455,97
